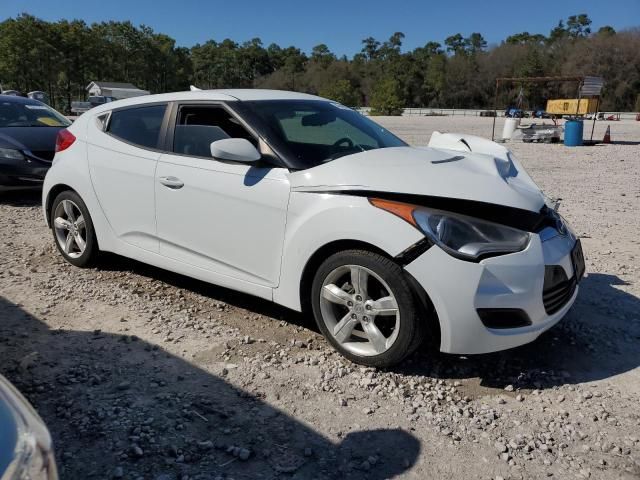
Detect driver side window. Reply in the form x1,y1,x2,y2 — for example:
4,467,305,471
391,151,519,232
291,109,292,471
173,105,257,158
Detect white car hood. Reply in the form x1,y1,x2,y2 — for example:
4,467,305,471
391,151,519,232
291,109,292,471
289,132,545,213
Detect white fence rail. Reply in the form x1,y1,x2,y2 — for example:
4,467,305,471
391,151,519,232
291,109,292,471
354,107,639,120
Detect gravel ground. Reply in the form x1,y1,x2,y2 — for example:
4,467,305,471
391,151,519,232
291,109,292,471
1,116,639,480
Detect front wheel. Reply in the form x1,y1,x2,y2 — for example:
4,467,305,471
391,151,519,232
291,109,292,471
311,250,424,367
51,190,99,267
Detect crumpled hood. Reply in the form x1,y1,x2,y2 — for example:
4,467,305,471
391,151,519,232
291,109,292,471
289,133,545,213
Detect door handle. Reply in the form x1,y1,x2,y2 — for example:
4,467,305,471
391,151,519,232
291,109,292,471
159,176,184,189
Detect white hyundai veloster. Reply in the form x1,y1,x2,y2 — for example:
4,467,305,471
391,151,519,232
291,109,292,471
42,90,584,366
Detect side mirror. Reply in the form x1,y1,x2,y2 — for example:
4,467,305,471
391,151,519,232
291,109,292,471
210,138,261,163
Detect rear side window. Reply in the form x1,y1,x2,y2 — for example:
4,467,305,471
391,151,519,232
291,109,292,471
107,105,166,150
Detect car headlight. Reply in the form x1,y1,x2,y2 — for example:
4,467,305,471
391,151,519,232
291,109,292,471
0,375,58,480
370,198,530,261
0,148,25,160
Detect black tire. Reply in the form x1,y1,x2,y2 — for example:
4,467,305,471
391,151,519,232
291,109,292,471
311,249,424,367
50,190,99,268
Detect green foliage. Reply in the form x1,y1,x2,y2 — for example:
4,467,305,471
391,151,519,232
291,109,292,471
1,12,638,113
423,53,446,106
369,78,403,115
467,33,487,54
444,32,487,55
597,26,616,37
0,14,191,112
319,79,359,106
311,44,336,68
379,32,405,59
444,33,466,55
360,37,381,61
505,32,546,45
567,14,592,38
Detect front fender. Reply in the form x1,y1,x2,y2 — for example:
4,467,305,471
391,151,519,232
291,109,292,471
273,192,423,311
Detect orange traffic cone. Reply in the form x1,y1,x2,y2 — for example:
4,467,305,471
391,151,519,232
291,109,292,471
603,125,612,144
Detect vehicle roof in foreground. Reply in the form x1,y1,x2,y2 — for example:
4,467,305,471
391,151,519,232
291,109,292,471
0,94,46,106
89,89,324,114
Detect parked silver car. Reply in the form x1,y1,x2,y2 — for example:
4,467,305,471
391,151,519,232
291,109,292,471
0,374,57,479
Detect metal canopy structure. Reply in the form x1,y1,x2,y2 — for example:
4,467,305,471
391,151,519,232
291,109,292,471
491,75,604,141
580,76,605,96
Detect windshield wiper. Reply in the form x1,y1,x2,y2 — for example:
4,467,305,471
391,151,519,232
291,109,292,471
323,151,353,163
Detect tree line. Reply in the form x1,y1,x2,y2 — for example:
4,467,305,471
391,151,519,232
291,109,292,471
1,13,638,114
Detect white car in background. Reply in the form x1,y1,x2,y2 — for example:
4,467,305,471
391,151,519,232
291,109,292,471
42,90,584,367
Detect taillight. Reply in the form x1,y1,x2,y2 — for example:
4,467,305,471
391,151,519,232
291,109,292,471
55,129,76,152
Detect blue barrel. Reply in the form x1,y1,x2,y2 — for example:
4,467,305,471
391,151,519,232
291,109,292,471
564,120,584,146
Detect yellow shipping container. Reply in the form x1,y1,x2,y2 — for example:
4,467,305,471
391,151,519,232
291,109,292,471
546,98,599,115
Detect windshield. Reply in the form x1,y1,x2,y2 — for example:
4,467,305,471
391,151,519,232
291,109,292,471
0,101,71,128
239,100,407,169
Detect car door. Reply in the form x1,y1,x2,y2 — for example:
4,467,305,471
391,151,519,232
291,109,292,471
87,103,169,252
155,103,290,288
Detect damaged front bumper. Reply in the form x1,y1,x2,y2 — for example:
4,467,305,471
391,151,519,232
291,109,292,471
405,228,583,354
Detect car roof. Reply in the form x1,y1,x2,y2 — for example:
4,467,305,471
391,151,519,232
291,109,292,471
211,89,324,101
90,89,327,114
0,94,44,106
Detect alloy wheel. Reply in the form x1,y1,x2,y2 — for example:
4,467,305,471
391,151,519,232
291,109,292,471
319,264,400,357
53,199,87,259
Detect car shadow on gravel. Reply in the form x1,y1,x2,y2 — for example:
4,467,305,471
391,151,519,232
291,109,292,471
401,272,640,392
0,187,41,206
97,252,311,330
96,253,640,394
0,296,420,479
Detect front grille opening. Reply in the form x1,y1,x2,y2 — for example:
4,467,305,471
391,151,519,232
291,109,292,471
543,266,577,315
477,308,532,329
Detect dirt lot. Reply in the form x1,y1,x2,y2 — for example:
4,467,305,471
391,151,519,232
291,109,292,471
1,117,639,480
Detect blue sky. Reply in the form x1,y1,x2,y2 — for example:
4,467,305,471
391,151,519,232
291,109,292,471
2,0,638,56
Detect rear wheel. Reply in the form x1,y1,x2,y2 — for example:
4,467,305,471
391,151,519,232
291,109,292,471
311,249,423,367
51,190,99,267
